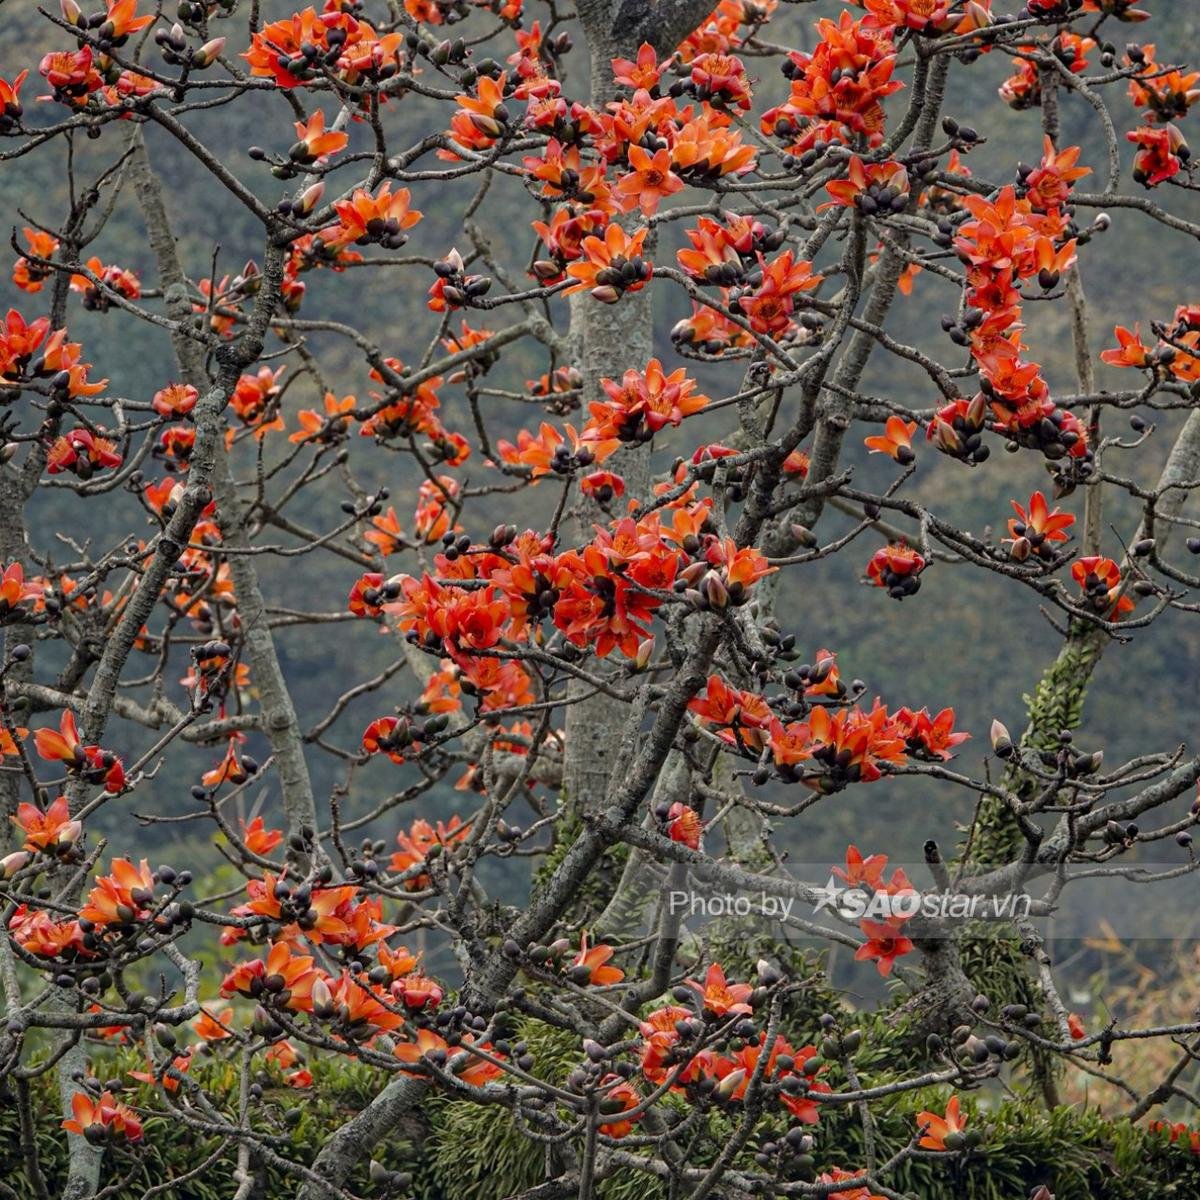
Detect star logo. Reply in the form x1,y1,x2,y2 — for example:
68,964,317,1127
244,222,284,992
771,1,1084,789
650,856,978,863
810,875,847,916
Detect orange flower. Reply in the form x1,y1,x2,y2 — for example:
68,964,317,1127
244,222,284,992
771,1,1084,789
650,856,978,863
834,845,889,891
1022,137,1090,213
863,415,917,463
823,156,909,211
394,1028,503,1087
453,73,510,140
363,506,406,556
612,43,664,91
588,359,709,443
570,933,625,986
80,858,157,928
33,709,83,766
0,724,29,759
152,382,199,418
290,392,356,444
12,227,59,293
616,146,684,216
240,816,282,856
322,971,406,1035
70,257,141,309
322,184,421,250
564,222,652,302
597,1075,644,1137
220,941,320,1012
203,738,254,789
686,962,754,1017
688,675,773,751
1005,491,1074,558
63,1090,143,1144
816,1167,888,1200
0,561,43,619
916,1094,967,1150
290,109,349,164
9,904,85,957
390,815,471,889
193,1008,234,1041
1100,324,1154,370
12,795,77,852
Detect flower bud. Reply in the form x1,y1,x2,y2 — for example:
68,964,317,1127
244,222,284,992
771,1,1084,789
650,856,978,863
192,37,226,67
311,977,335,1019
990,720,1013,758
57,820,83,847
714,1067,746,1100
292,181,325,216
633,637,654,671
702,571,729,610
1,850,30,878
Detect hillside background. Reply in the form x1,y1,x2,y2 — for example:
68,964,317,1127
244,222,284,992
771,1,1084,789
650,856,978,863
1,0,1198,975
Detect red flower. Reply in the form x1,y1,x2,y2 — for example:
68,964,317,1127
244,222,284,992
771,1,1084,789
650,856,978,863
35,711,125,791
891,707,969,761
686,962,754,1016
39,47,102,106
1005,491,1075,560
221,941,320,1012
1129,124,1188,188
0,70,28,133
665,801,703,849
865,542,924,598
47,429,123,478
63,1090,143,1144
593,1076,643,1138
737,251,823,336
1071,556,1135,617
855,918,913,976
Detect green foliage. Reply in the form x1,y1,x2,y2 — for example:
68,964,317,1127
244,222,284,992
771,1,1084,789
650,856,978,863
5,1032,1200,1199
